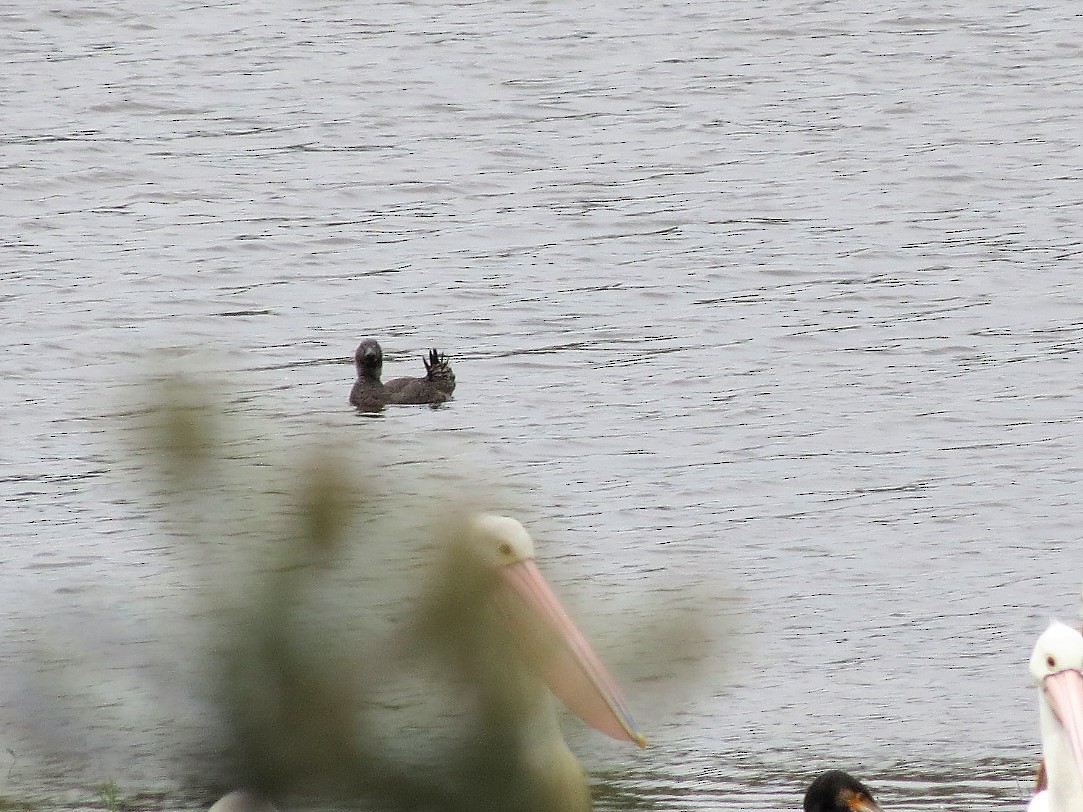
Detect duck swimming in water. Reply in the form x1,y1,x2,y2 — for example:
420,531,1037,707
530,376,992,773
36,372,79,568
349,339,456,411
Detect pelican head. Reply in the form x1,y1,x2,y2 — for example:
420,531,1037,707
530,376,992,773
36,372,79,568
468,514,537,567
1029,621,1083,811
462,514,646,749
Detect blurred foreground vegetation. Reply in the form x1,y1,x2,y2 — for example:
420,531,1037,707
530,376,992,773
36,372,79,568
8,373,734,812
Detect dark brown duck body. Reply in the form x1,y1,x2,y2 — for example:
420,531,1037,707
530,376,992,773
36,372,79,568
349,341,456,411
383,349,456,404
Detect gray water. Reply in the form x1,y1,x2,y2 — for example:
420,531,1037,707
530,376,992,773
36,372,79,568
4,0,1083,808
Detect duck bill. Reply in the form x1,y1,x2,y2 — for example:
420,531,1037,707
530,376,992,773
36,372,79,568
499,559,646,748
1045,669,1083,777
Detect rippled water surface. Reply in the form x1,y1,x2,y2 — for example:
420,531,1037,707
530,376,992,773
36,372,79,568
4,0,1083,808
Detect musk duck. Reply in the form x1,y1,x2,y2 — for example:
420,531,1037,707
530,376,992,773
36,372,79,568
349,339,456,411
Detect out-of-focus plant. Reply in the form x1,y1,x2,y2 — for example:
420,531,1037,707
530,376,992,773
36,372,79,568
128,373,734,811
97,780,122,812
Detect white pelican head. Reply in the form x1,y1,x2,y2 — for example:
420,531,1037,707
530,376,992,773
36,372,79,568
463,514,646,749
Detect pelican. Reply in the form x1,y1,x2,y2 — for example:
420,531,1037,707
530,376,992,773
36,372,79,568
409,513,646,811
1026,621,1083,812
803,770,881,812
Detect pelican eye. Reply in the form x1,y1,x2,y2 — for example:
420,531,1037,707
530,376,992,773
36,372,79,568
1047,655,1057,669
498,542,513,557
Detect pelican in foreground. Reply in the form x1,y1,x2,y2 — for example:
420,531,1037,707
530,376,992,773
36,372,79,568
1026,621,1083,812
399,513,646,811
803,770,881,812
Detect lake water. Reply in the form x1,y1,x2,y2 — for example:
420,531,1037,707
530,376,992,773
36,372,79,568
4,0,1083,809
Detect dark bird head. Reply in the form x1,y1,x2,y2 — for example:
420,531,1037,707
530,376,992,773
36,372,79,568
803,771,881,812
354,339,383,381
423,349,456,394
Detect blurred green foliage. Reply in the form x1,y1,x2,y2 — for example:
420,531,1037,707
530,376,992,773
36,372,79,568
130,373,730,812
